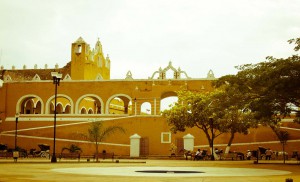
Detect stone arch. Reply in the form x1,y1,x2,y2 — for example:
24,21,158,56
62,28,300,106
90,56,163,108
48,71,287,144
80,107,87,114
88,108,94,114
160,91,178,112
16,95,44,114
24,99,34,114
56,103,64,114
35,100,42,114
45,94,74,114
75,94,104,114
50,102,54,113
65,104,71,114
106,94,132,114
161,91,177,99
141,102,151,115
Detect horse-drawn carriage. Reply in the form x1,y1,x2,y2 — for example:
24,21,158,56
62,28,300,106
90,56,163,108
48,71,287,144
29,144,50,158
246,147,267,160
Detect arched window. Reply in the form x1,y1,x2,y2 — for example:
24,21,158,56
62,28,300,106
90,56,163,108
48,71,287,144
65,105,71,114
17,95,43,114
35,101,42,114
75,45,82,54
106,94,132,114
56,103,64,114
160,96,178,112
47,95,73,114
141,102,151,115
23,99,34,114
50,103,55,114
160,91,178,113
109,97,124,114
88,108,94,114
80,108,87,114
76,95,103,114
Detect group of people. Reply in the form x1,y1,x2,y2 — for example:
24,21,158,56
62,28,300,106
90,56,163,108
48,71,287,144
193,148,223,160
194,149,208,160
193,147,274,161
246,148,273,160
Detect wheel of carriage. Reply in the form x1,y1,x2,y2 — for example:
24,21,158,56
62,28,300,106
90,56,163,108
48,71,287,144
40,151,49,158
45,153,50,159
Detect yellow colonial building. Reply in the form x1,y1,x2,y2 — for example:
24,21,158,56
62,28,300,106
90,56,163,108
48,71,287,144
0,37,299,158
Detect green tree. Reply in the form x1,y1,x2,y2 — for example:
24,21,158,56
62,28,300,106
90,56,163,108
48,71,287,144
211,84,259,153
162,89,227,155
219,106,257,153
235,39,299,119
83,121,125,162
163,87,258,157
216,38,300,137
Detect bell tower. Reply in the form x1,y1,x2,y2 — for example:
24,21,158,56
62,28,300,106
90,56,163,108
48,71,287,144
71,37,87,80
70,37,111,80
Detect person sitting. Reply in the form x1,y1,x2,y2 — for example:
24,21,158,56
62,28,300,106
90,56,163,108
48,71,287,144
194,149,202,160
246,150,252,160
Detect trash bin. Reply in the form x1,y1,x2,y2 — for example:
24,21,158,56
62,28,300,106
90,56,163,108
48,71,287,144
13,151,19,162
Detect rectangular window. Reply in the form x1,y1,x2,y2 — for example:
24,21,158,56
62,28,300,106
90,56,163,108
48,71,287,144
161,132,171,143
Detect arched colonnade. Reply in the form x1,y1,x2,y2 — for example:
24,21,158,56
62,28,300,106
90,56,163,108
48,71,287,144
15,92,177,116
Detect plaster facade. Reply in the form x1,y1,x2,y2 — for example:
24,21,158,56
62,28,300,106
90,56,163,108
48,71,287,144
0,37,299,158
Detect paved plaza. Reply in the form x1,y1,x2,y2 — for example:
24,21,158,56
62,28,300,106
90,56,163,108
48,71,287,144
0,159,299,182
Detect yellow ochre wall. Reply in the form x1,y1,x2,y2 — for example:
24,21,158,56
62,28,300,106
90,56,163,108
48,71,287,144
71,37,110,80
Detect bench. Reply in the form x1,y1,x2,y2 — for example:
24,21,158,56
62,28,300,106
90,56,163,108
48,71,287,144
94,152,114,161
58,153,81,162
223,153,236,160
223,152,244,160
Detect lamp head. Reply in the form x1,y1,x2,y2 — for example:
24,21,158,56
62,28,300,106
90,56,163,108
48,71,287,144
51,72,63,85
57,73,62,79
51,72,58,78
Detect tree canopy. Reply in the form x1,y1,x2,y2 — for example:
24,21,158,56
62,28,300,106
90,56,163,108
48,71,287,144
162,87,257,153
163,38,299,153
216,38,300,125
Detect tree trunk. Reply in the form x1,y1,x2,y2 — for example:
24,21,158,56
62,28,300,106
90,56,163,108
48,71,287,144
225,132,235,154
95,141,99,162
283,143,285,164
225,146,231,154
203,129,212,148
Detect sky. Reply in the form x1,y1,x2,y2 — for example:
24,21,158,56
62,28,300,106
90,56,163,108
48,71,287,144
0,0,299,79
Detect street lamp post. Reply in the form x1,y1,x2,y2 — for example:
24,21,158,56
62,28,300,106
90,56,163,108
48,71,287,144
134,98,137,115
15,113,20,150
51,72,62,163
210,117,215,160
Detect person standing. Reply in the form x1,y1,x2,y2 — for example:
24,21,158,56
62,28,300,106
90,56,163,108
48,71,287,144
265,148,273,160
